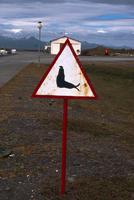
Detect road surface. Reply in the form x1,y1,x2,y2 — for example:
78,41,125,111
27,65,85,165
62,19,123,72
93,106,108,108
0,51,134,87
0,52,53,87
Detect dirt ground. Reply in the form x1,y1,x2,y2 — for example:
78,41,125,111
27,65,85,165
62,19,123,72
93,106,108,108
0,61,134,200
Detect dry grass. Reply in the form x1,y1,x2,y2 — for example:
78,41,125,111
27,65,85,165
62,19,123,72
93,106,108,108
41,177,134,200
0,62,134,199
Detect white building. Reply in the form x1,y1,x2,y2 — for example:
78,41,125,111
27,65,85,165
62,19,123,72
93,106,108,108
11,49,17,54
50,36,81,55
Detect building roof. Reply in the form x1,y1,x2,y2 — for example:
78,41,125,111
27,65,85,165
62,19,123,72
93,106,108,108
50,36,81,43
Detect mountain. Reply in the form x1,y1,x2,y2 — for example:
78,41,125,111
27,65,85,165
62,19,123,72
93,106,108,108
0,36,46,50
81,41,133,50
81,41,98,49
81,45,134,56
0,36,133,50
0,36,98,50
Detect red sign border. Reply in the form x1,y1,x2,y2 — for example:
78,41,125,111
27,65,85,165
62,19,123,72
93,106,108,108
32,39,98,100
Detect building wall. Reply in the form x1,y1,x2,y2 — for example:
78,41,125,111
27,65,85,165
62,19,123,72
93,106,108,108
51,43,60,55
51,37,81,55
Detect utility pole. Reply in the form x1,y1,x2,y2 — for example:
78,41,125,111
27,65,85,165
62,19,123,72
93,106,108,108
37,21,43,66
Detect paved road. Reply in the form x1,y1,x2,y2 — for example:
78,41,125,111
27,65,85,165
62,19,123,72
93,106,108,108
0,51,134,87
0,52,54,87
80,56,134,62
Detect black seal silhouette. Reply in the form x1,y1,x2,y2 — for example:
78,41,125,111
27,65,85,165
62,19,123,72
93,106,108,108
56,66,80,91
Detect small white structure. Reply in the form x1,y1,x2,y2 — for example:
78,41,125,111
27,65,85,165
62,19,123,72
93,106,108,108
44,45,50,50
50,36,81,55
0,49,8,55
11,49,17,54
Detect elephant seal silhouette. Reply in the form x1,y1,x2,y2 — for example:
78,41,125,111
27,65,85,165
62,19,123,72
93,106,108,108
56,66,80,91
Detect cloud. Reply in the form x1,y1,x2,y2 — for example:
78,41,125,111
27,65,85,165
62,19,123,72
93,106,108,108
0,0,133,47
97,29,107,33
0,0,134,5
7,29,23,33
83,0,134,5
0,0,65,3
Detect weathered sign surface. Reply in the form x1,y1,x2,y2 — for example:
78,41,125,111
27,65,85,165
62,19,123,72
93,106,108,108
32,39,97,99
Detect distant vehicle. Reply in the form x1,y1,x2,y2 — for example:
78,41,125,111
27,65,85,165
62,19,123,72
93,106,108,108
0,48,17,56
0,49,8,55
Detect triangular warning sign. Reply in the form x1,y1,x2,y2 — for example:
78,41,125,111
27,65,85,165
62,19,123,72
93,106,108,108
32,39,97,99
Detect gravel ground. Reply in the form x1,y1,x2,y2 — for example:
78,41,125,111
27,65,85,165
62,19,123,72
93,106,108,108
0,62,134,200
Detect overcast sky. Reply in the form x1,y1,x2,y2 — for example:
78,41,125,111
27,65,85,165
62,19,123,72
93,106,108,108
0,0,134,47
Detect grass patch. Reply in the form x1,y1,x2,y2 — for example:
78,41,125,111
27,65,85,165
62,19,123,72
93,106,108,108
84,63,134,80
68,118,113,137
0,62,134,200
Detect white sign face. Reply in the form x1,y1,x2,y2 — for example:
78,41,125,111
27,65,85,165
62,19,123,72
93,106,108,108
33,39,97,99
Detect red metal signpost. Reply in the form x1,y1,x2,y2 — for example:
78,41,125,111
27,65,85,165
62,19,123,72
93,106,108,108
61,99,68,194
32,39,97,194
